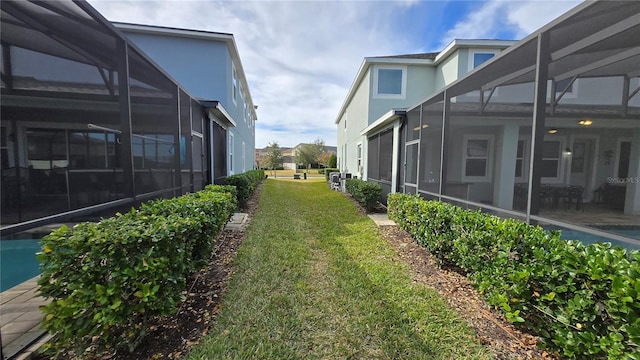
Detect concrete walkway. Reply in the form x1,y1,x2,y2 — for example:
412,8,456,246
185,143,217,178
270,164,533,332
368,213,396,226
225,212,249,231
1,277,50,360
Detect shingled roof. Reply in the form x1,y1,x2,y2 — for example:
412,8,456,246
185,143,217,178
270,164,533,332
371,52,439,60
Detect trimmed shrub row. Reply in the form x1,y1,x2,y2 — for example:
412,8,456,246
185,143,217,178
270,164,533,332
388,194,640,359
345,178,382,212
37,186,237,356
224,169,264,208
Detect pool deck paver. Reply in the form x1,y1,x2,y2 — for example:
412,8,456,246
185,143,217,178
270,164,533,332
1,276,49,360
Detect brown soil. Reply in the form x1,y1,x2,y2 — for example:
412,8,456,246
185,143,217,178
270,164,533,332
379,225,557,360
38,185,558,360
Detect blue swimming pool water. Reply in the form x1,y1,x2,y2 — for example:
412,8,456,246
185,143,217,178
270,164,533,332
557,228,640,250
1,239,41,292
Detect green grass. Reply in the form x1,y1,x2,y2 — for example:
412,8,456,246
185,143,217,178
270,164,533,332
187,179,492,359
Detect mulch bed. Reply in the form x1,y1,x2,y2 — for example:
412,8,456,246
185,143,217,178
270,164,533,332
38,183,559,359
379,225,557,360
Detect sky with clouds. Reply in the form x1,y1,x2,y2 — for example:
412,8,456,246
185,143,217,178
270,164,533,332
89,0,581,148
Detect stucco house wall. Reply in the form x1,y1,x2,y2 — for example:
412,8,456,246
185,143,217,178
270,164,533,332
116,24,257,177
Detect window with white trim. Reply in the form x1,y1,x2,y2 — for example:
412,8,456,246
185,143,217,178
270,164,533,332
469,51,497,70
541,139,562,181
232,65,238,105
356,143,362,173
229,132,234,174
467,51,498,97
373,65,406,99
515,138,527,181
242,141,246,172
615,139,632,178
549,78,578,99
462,135,493,182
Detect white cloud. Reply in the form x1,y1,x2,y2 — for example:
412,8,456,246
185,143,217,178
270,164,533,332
89,0,581,148
504,0,581,35
90,0,419,148
439,0,581,48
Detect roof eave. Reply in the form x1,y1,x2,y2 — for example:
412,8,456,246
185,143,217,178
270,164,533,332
434,39,517,64
360,109,406,136
334,57,434,125
114,23,258,120
201,100,237,128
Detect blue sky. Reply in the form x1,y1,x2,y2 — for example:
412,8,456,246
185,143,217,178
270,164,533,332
89,0,581,148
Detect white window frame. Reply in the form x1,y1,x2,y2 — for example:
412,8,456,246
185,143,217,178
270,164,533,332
243,102,247,123
547,78,579,100
242,141,246,172
468,50,498,71
372,65,407,99
462,134,494,182
515,137,529,183
541,136,566,184
467,50,499,98
356,142,363,174
232,64,238,105
229,132,235,175
614,137,632,179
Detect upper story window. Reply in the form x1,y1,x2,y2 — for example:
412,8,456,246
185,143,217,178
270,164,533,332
466,51,498,97
469,51,496,70
549,78,578,99
373,65,406,99
243,102,247,123
232,65,238,105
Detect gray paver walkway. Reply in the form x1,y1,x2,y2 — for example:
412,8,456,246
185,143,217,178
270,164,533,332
225,213,249,231
1,276,48,360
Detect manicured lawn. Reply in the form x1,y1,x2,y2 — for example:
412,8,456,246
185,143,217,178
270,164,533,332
264,168,326,178
187,179,492,359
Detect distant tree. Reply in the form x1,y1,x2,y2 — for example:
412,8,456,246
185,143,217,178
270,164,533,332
318,152,332,168
328,153,337,168
263,141,283,178
295,138,325,174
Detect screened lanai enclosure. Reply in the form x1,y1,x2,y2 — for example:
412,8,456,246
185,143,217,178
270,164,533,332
0,1,221,235
374,1,640,248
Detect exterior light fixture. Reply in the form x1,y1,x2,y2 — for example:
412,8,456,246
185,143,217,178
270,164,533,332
579,119,593,126
564,147,572,155
548,129,558,134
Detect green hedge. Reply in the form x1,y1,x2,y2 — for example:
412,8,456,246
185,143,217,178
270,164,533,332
387,194,640,359
324,168,340,181
345,178,382,212
37,186,236,356
224,169,264,208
